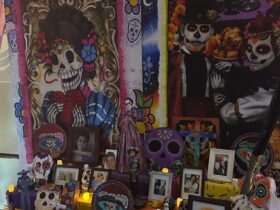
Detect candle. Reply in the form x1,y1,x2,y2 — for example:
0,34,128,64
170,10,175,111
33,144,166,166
8,184,15,193
162,168,169,173
176,198,183,207
57,160,63,165
82,192,90,201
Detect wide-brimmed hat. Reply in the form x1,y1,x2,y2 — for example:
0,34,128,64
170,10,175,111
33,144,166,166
181,0,219,24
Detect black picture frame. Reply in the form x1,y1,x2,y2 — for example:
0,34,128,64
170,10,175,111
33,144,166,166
188,195,232,210
65,126,101,166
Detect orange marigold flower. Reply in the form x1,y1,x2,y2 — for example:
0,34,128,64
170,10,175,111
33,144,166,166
168,23,177,34
175,4,185,16
168,41,174,51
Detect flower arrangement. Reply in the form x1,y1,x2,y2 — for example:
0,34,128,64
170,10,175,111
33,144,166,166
168,0,186,51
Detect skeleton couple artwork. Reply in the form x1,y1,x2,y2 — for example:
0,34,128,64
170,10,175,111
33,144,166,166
168,0,280,208
169,0,280,149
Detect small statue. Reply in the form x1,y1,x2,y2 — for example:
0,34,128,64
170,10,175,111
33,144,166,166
128,147,147,208
164,197,176,210
128,147,140,195
17,169,33,210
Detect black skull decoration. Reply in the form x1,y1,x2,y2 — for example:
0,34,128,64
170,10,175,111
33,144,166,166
144,127,185,168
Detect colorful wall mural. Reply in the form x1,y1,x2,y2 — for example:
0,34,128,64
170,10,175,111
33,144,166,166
3,0,280,169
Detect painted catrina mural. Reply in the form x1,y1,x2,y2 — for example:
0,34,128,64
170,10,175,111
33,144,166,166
168,0,280,153
19,0,120,160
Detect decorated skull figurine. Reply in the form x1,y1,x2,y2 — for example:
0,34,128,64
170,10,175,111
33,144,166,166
144,128,185,168
51,40,84,92
232,175,280,210
81,164,91,192
31,153,53,182
34,184,61,210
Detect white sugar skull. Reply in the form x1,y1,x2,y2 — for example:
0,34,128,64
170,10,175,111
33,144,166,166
32,153,53,181
246,34,275,71
81,167,91,192
104,201,118,210
35,189,60,210
127,19,141,43
183,23,213,52
51,40,83,92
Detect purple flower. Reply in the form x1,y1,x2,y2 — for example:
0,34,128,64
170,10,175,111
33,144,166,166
125,0,140,15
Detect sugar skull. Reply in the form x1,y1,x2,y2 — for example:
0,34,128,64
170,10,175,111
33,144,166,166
50,40,84,92
144,128,185,168
81,164,91,192
32,153,53,181
246,34,275,72
34,186,60,210
183,23,213,53
127,19,141,43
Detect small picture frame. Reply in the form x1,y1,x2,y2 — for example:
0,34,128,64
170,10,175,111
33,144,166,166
188,195,232,210
181,168,203,199
148,171,173,201
91,168,110,192
103,149,118,170
67,127,101,165
54,165,80,186
207,148,235,182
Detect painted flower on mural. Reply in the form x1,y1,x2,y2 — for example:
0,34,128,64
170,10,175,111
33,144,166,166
15,98,24,124
4,0,14,23
125,0,140,15
36,32,52,64
81,45,97,72
81,29,98,72
81,45,97,62
158,129,173,141
143,56,153,72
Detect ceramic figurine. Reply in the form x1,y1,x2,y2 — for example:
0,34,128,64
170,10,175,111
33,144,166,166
128,147,147,208
81,164,91,192
17,169,33,210
163,202,169,210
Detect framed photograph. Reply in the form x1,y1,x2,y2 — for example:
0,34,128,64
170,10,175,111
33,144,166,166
54,165,80,186
148,171,173,201
91,168,110,192
103,149,118,170
66,127,101,165
207,148,235,182
181,168,203,199
188,195,232,210
172,116,220,169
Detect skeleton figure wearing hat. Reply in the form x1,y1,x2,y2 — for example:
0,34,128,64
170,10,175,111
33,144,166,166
168,0,218,119
210,13,280,149
37,5,117,133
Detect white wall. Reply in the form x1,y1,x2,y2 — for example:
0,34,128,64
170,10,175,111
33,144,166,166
0,34,18,154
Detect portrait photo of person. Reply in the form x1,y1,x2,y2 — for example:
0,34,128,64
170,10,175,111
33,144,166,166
91,170,109,191
103,150,117,170
208,149,235,182
181,168,203,199
184,174,200,194
213,154,228,176
153,179,166,196
72,132,95,162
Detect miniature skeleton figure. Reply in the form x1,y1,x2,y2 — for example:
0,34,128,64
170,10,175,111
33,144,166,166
81,164,91,192
17,170,33,210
